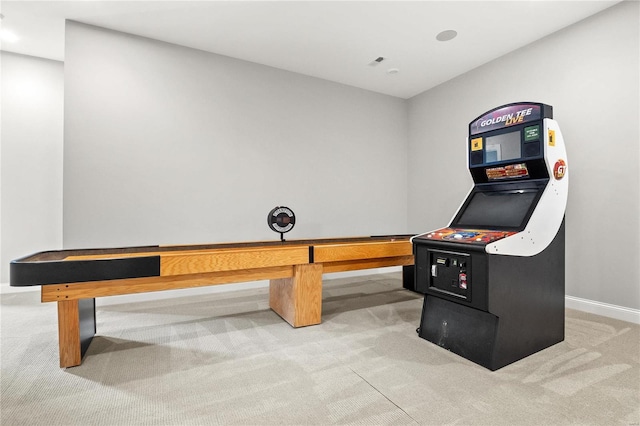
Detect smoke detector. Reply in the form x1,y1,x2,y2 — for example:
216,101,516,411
368,56,386,67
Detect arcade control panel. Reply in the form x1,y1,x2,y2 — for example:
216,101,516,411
415,227,516,245
412,228,503,306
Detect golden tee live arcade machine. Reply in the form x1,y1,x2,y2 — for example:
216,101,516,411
412,102,568,370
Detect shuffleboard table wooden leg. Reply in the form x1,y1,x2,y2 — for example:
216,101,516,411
56,298,96,368
269,263,323,327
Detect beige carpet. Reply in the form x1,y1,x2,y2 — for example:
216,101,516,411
1,273,639,425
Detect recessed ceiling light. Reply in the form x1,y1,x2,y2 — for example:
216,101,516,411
1,29,20,43
387,68,400,75
436,30,457,42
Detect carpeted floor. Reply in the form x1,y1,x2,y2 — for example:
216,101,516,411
1,273,639,425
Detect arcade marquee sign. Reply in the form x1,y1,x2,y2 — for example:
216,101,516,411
470,104,542,135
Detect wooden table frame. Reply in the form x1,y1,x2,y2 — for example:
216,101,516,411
11,237,415,368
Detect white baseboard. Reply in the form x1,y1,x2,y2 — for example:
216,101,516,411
4,275,638,325
1,283,37,294
565,295,640,325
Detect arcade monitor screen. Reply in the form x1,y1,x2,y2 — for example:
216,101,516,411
453,189,539,229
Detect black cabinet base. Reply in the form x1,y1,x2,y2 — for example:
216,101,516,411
419,296,498,369
402,265,417,292
416,223,565,371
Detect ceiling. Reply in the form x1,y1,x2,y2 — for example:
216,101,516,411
0,1,621,99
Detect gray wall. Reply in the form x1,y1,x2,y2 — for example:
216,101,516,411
2,3,638,315
64,22,408,250
408,1,639,309
0,52,64,283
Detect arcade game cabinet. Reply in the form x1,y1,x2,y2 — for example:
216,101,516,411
412,102,568,370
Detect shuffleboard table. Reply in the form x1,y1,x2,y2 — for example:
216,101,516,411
10,235,415,367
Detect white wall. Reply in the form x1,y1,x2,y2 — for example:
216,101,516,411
0,52,64,283
408,1,639,310
63,22,408,250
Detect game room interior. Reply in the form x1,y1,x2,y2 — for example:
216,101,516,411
1,1,639,425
